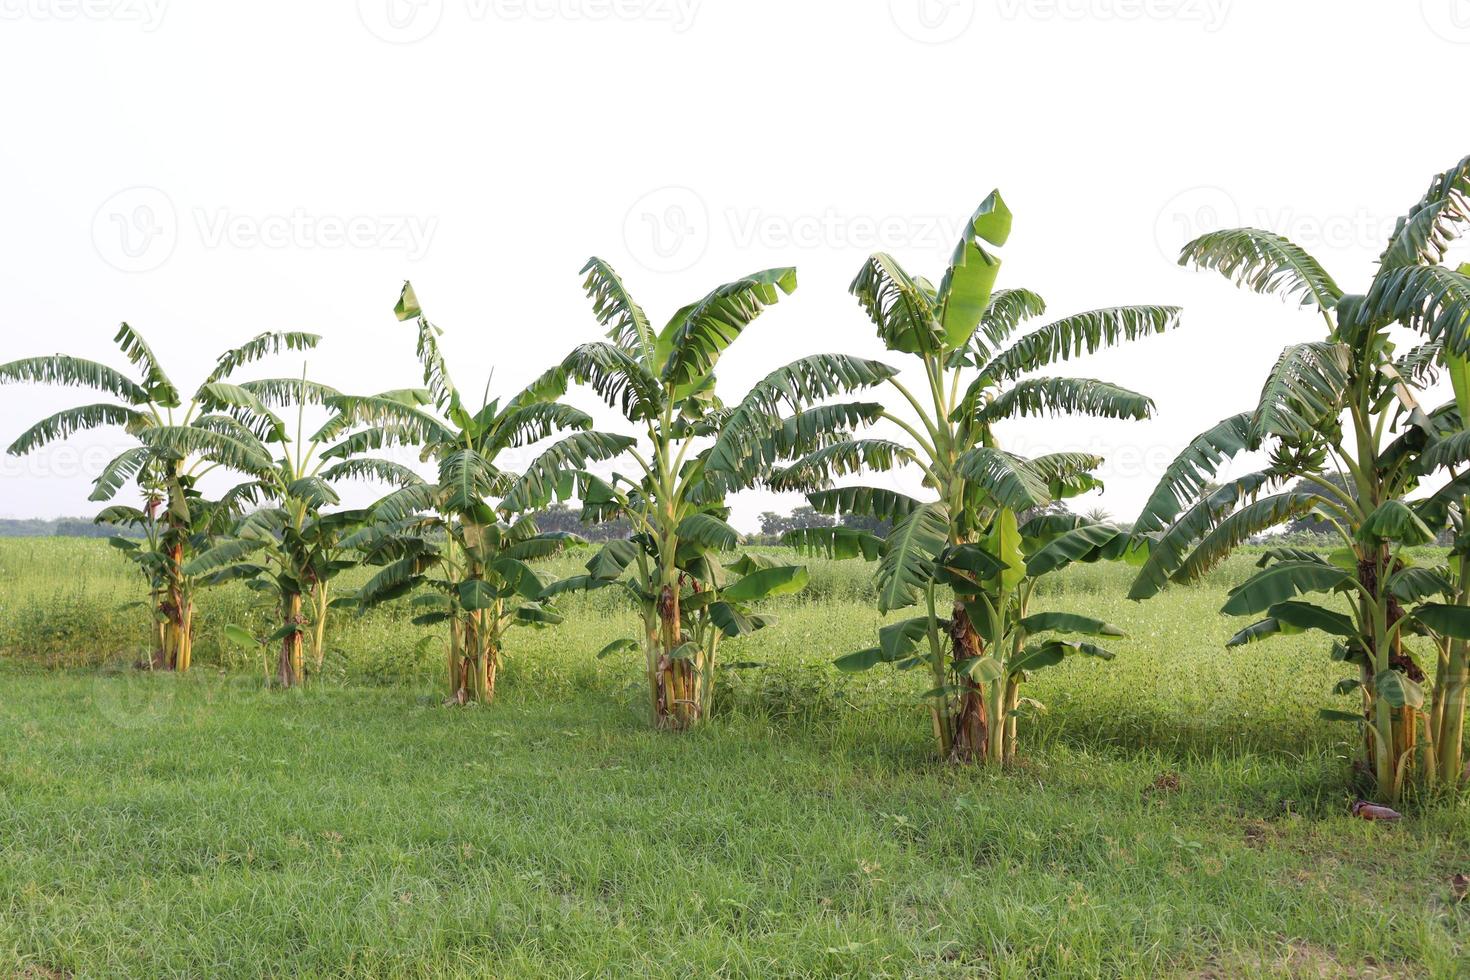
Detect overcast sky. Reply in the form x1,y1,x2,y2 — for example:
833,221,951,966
2,1,1467,531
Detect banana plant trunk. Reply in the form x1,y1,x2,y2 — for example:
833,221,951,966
156,475,194,672
1359,551,1421,804
1432,550,1470,791
277,591,304,688
453,609,497,705
653,583,701,731
310,587,329,671
947,600,991,764
159,539,193,672
1436,642,1469,789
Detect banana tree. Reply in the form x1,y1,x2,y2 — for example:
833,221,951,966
778,193,1178,764
324,282,632,703
219,372,433,673
542,259,896,730
546,481,811,731
0,326,318,671
176,373,424,687
188,504,370,687
1130,154,1470,803
95,485,236,664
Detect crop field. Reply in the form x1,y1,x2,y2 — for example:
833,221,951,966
0,537,1467,977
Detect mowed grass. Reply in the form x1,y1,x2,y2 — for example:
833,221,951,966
1,540,1468,976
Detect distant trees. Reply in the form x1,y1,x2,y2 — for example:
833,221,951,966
1283,475,1354,537
0,519,57,537
530,503,631,542
758,506,834,539
837,513,892,538
4,517,124,540
52,519,121,539
753,505,889,544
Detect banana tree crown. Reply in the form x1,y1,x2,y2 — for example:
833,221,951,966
324,283,635,531
1,325,321,502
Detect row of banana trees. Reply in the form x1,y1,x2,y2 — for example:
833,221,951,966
4,153,1470,805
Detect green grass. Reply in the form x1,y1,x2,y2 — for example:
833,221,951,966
1,539,1468,976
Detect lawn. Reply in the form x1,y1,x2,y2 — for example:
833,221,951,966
0,539,1467,977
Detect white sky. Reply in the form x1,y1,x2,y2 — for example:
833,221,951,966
2,0,1468,532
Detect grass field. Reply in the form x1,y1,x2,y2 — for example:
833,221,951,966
1,538,1468,977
